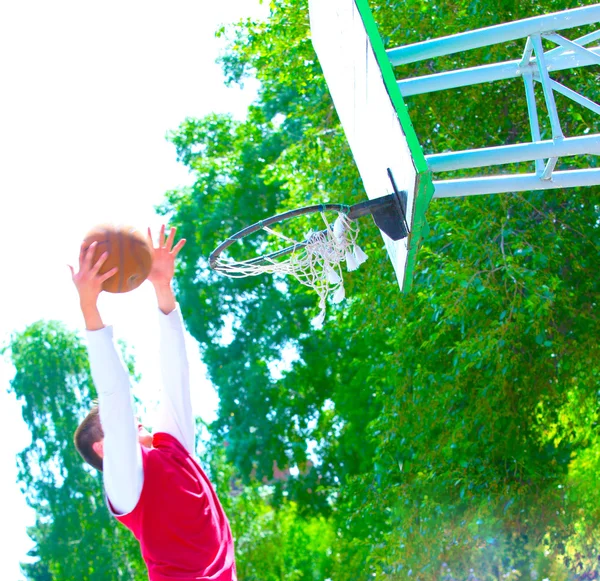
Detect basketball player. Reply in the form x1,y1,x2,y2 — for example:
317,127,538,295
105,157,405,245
71,226,236,581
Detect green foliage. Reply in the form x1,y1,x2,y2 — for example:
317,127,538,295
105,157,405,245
4,321,146,580
204,443,335,580
161,0,600,578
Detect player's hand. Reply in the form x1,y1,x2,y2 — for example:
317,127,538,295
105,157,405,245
69,241,118,307
147,225,186,288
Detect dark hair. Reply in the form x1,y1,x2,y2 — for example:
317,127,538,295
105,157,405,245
74,405,104,471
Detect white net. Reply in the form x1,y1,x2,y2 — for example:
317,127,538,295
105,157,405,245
212,212,368,325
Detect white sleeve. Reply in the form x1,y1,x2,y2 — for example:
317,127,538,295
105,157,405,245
86,326,143,515
153,305,195,454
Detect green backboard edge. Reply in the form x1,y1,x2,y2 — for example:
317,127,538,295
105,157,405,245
354,0,434,292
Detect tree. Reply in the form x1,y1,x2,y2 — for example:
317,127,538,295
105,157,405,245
203,442,335,580
160,0,600,578
4,321,146,580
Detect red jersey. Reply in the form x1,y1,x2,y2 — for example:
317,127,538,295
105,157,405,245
116,432,236,581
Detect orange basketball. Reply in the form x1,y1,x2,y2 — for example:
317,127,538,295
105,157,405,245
83,225,153,293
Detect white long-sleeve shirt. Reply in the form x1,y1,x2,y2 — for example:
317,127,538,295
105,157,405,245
86,305,194,515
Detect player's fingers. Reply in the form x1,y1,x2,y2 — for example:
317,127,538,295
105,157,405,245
99,267,118,283
147,227,154,248
91,252,109,275
68,264,75,279
159,224,166,248
165,227,176,251
84,241,98,270
171,238,186,257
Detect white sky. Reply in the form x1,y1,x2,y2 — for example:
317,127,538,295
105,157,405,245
0,1,267,578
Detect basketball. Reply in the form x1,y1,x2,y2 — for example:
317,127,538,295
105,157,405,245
83,225,153,293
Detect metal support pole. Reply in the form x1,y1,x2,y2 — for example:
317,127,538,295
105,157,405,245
523,71,544,175
560,28,600,48
425,134,600,172
387,4,600,66
396,46,600,97
432,169,600,198
545,79,600,115
520,38,544,175
543,32,600,64
530,34,563,141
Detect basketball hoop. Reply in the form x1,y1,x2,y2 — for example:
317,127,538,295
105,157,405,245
209,191,408,325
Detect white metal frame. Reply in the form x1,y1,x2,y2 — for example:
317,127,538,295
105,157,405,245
386,5,600,198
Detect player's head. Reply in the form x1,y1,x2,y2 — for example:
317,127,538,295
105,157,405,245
74,404,104,471
74,405,154,471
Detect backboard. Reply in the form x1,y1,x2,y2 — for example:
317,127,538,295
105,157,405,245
308,0,434,291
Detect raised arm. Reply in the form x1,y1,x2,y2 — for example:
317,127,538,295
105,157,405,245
147,226,195,454
70,242,143,515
